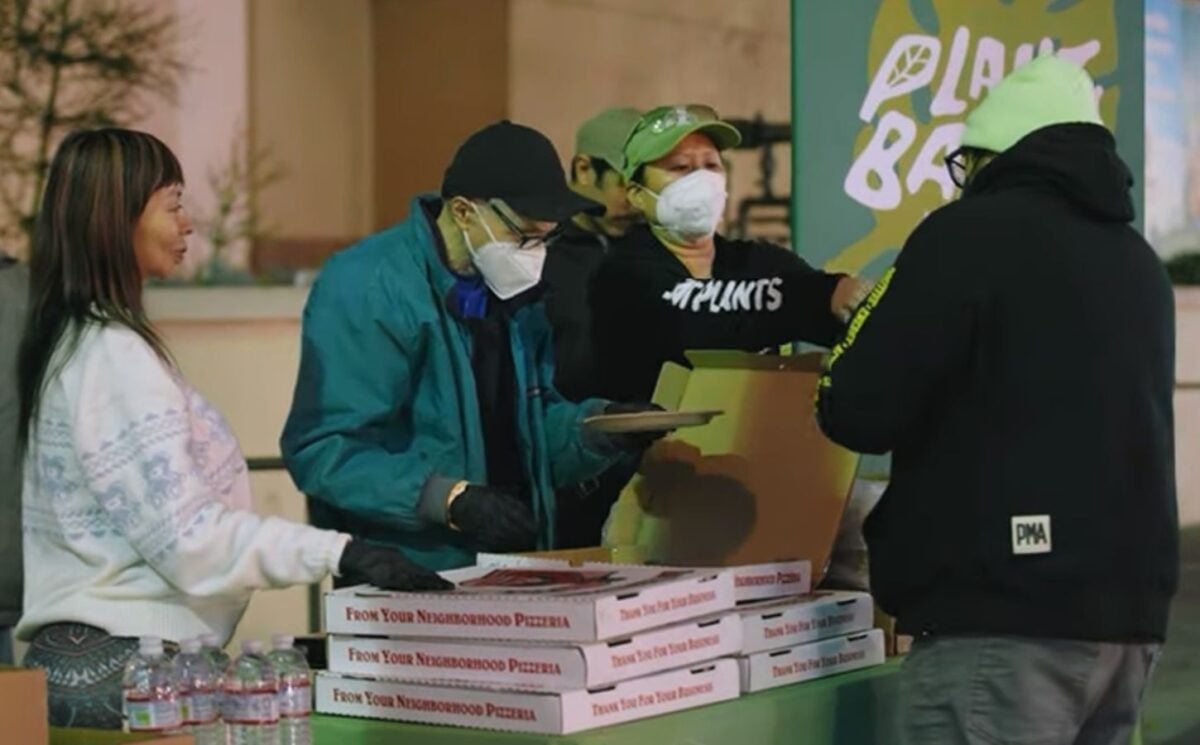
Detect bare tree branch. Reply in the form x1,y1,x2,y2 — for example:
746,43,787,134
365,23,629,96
0,0,187,255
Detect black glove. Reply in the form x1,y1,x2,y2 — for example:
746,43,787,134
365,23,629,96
449,485,539,553
338,539,454,591
602,401,671,452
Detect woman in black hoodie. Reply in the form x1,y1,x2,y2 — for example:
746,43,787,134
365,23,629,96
588,104,868,403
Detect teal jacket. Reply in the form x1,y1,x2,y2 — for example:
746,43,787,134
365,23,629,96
281,196,620,571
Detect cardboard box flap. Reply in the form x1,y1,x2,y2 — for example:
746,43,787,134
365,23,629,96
682,350,825,372
607,352,859,579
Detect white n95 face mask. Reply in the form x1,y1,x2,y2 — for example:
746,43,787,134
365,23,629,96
463,204,546,300
646,169,728,241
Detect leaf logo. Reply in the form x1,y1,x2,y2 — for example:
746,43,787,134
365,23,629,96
861,35,942,122
822,0,1121,277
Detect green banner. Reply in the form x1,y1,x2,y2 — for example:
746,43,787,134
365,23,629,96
792,0,1146,278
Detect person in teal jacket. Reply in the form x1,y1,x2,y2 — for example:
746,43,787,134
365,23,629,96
281,121,660,572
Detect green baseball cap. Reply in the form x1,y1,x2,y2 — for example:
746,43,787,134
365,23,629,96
961,54,1103,154
575,106,642,171
621,104,743,180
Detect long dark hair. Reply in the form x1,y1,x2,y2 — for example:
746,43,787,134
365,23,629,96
17,128,183,446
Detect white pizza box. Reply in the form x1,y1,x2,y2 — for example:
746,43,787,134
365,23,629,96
726,559,812,602
737,628,885,693
324,565,734,642
315,658,741,735
737,590,874,654
326,613,741,690
475,553,811,603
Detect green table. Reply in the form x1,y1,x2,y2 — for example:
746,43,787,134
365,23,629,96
312,658,901,744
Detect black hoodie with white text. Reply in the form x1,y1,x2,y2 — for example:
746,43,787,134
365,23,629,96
589,226,844,402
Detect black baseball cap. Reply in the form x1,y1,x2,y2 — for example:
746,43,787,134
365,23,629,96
441,120,601,221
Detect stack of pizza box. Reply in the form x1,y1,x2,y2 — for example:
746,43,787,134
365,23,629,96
732,588,884,693
472,551,888,691
315,563,744,735
474,551,885,692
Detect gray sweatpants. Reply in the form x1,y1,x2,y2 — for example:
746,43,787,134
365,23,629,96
899,634,1159,745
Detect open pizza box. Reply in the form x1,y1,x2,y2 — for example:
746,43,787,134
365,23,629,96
603,351,861,586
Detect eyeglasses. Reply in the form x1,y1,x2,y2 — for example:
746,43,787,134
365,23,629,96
487,200,561,250
631,104,722,138
944,147,971,189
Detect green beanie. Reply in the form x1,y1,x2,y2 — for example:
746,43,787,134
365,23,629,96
960,54,1104,154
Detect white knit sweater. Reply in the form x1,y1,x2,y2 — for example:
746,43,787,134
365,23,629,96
17,322,350,644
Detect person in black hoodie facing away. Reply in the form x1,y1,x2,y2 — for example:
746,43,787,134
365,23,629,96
816,55,1177,745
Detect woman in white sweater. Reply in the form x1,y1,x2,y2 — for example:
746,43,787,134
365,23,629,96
15,128,451,728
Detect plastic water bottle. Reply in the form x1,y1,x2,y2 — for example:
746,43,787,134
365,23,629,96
175,638,223,745
199,632,232,736
267,634,312,745
199,633,232,674
224,639,280,745
122,636,183,734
